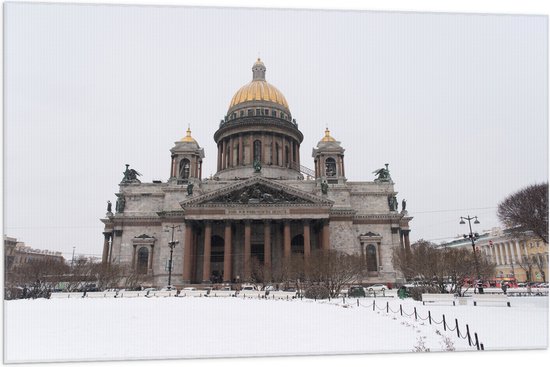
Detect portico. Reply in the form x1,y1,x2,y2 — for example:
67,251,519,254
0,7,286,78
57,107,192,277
179,176,333,283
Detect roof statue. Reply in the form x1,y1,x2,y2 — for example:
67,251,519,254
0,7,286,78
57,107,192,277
373,163,393,183
121,164,141,184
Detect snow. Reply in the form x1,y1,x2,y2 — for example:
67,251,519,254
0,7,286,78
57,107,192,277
3,294,548,363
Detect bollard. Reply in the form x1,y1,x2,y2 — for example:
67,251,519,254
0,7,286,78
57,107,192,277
414,307,417,320
443,314,447,331
475,333,480,351
373,299,376,311
480,343,484,351
428,310,432,325
357,299,359,307
455,319,460,338
466,324,472,346
343,297,345,304
400,304,403,316
386,301,389,313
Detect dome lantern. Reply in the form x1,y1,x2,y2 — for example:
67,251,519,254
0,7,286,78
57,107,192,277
252,58,266,80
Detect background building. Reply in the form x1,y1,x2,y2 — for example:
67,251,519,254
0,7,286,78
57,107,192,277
3,235,65,272
101,60,413,287
439,228,548,284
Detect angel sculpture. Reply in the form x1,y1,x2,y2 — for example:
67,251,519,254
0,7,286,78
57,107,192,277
373,163,392,183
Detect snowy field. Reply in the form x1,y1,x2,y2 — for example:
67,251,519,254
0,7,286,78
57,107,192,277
3,294,548,363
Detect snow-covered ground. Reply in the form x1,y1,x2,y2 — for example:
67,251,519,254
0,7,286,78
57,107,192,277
3,294,548,363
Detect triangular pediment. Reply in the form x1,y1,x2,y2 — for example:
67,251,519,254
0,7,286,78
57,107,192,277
181,176,333,208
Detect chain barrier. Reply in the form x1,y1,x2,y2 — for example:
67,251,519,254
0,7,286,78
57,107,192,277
296,295,483,351
357,298,483,351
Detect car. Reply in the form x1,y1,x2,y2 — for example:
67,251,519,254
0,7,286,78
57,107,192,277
240,284,258,291
366,284,387,292
348,286,366,297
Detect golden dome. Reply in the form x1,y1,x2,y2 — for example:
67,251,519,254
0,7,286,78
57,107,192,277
228,59,289,110
181,127,197,143
320,127,336,142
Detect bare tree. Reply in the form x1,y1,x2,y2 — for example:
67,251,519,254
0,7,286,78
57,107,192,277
514,254,535,283
531,253,547,283
96,264,127,290
305,250,364,298
497,183,548,244
5,258,69,299
392,240,495,296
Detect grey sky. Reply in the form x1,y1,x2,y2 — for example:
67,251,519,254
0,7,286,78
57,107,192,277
4,3,548,260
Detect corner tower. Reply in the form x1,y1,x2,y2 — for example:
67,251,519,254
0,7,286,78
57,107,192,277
213,59,304,180
169,127,204,184
312,128,346,184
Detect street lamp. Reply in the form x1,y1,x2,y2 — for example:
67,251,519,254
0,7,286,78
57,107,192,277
165,225,181,289
460,215,484,294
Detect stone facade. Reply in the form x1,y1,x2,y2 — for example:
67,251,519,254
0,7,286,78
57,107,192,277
101,59,413,287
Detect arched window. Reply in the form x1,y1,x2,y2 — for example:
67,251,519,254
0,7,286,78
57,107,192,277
325,157,336,177
253,140,262,163
179,159,190,180
137,247,149,274
366,244,377,272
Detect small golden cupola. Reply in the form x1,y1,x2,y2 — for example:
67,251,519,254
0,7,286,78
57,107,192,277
320,127,336,142
312,127,346,184
181,127,197,143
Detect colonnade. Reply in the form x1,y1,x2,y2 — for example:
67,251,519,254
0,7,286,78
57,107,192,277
480,240,526,265
217,133,301,171
182,219,330,284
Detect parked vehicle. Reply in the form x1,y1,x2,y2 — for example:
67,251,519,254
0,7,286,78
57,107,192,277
348,286,366,297
366,284,387,292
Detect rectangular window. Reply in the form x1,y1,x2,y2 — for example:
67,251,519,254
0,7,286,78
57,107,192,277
240,111,244,117
248,109,254,116
272,110,276,117
256,109,260,115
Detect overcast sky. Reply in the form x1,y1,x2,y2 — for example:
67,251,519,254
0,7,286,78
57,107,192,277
3,3,547,260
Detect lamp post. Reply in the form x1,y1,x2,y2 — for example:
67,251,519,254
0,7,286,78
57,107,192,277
71,246,75,270
460,215,484,294
165,225,181,289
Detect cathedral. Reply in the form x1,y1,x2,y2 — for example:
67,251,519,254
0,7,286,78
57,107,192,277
100,59,412,287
